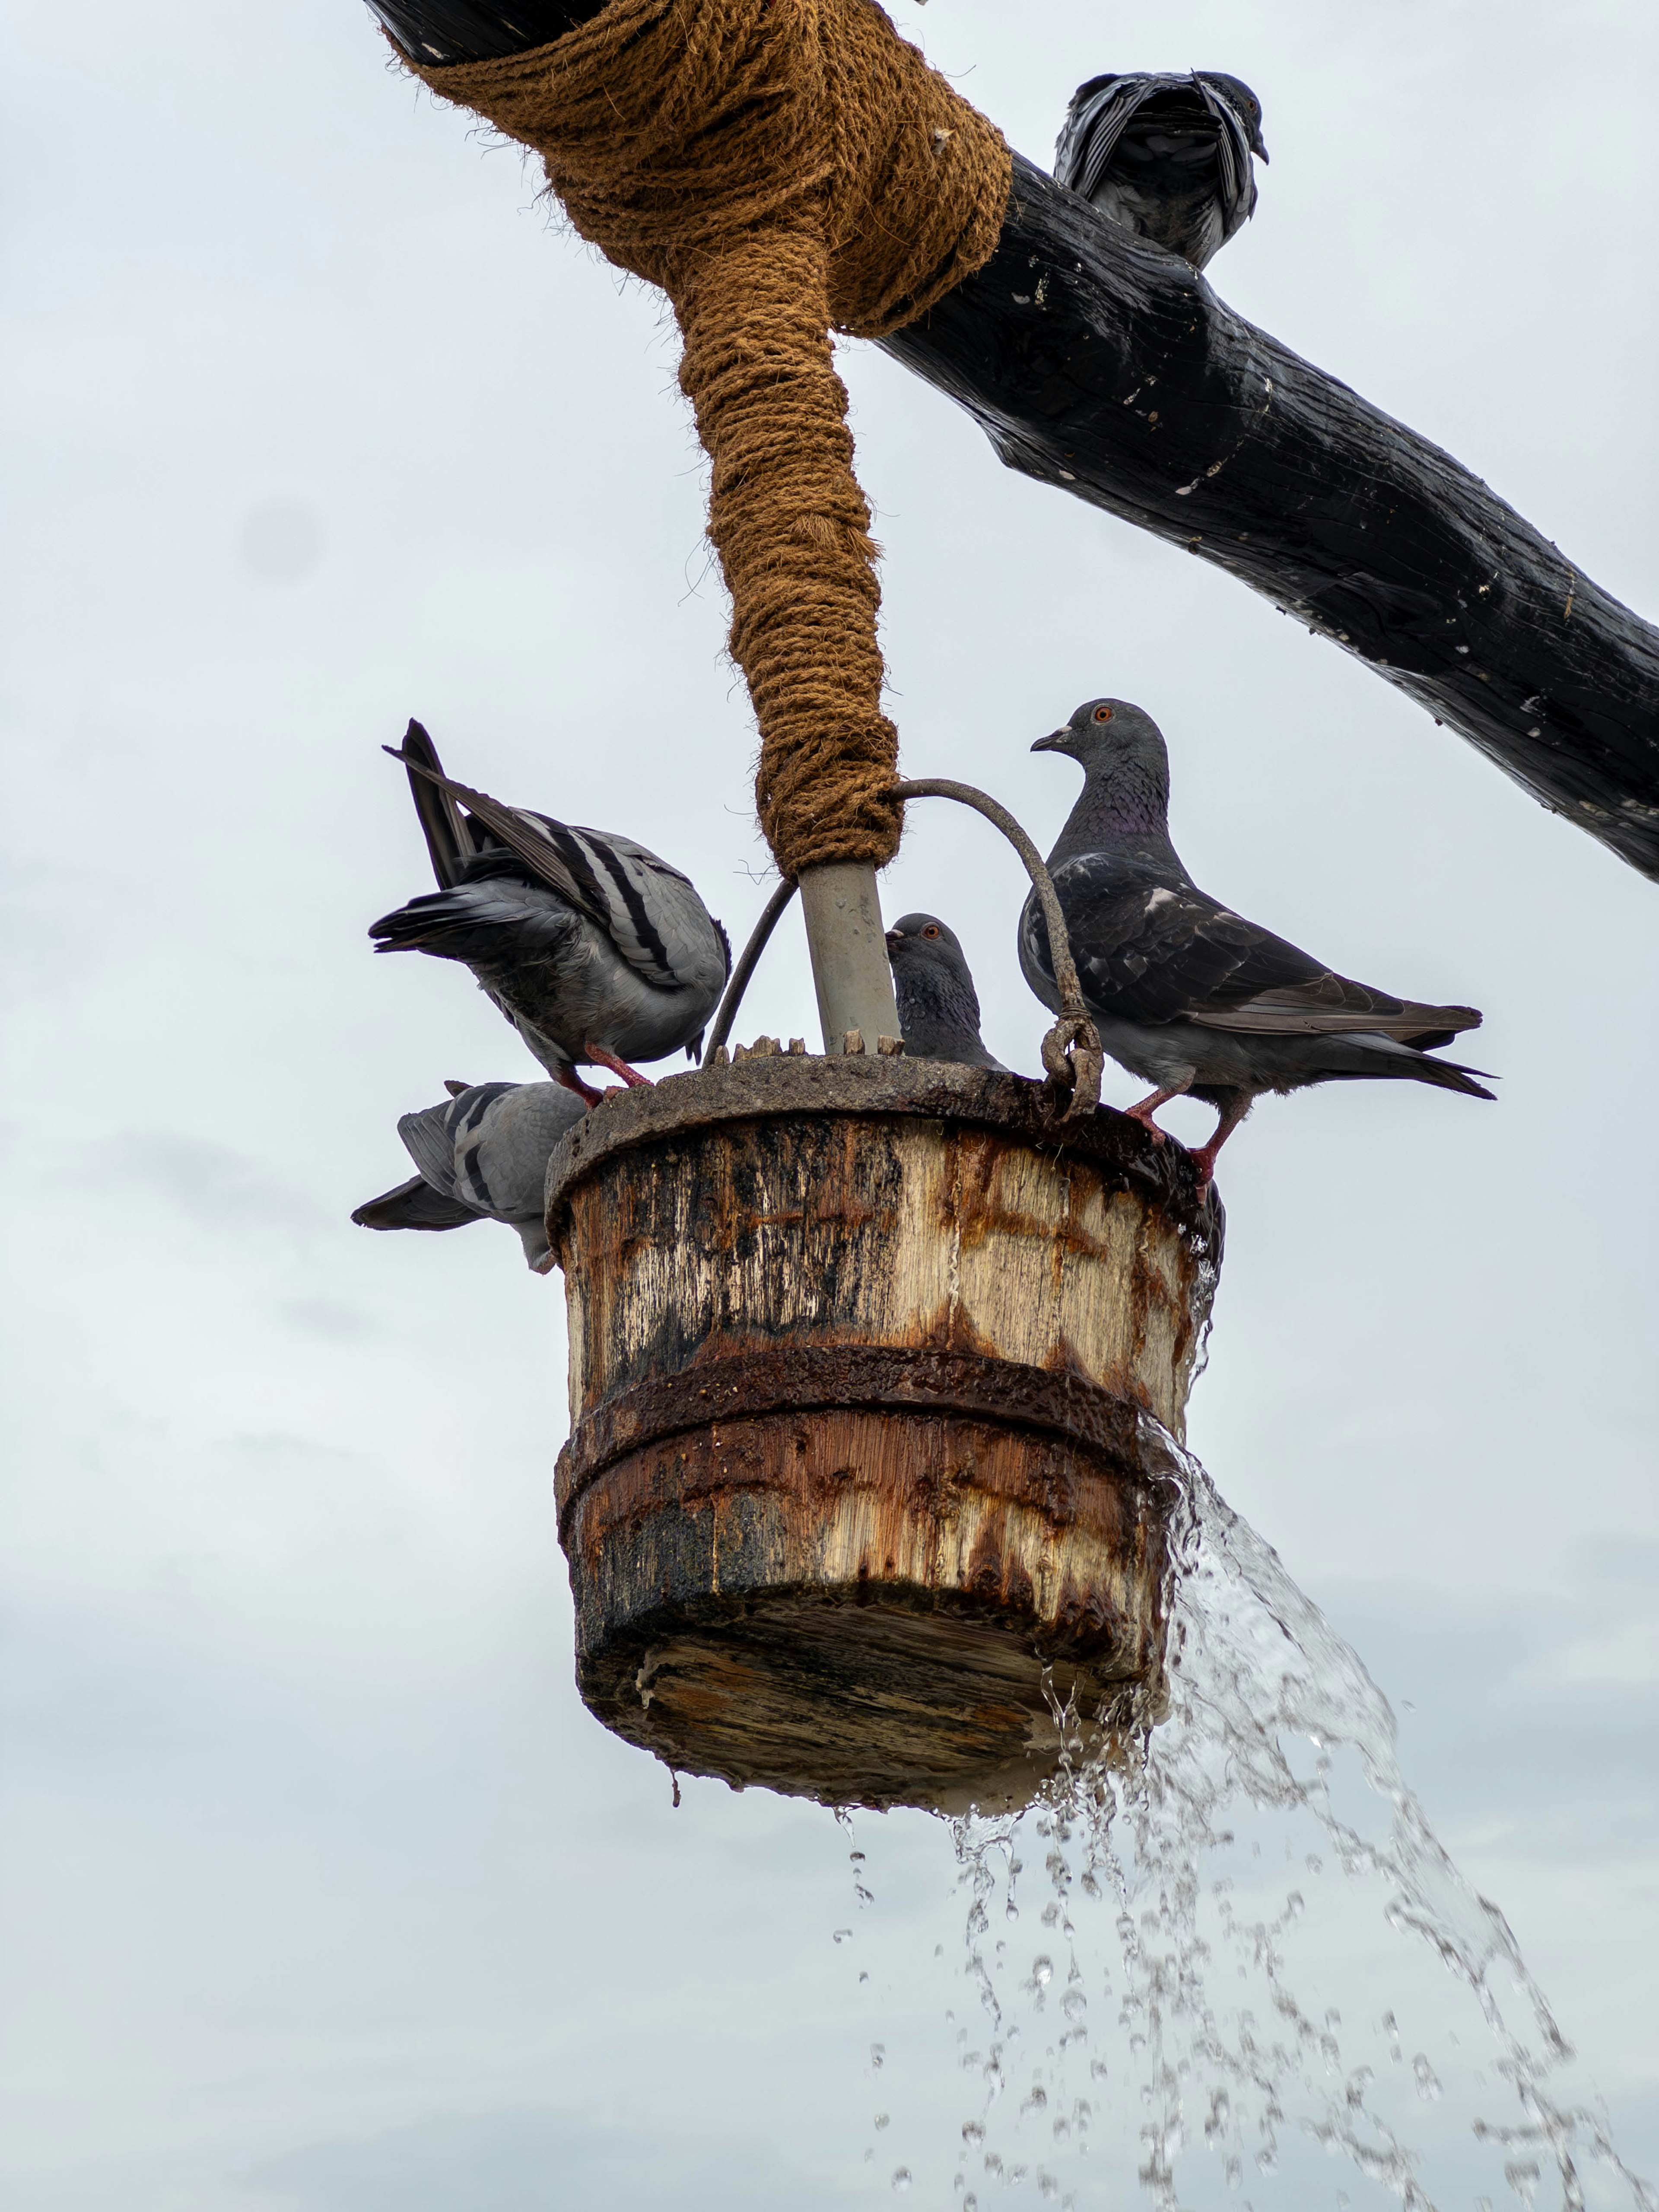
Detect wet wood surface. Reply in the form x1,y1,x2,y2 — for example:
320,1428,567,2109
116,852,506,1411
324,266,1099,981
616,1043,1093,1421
548,1060,1219,1811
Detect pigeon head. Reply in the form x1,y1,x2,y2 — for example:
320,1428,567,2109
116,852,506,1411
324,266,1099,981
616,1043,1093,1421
1198,72,1269,160
1033,699,1173,847
886,912,973,975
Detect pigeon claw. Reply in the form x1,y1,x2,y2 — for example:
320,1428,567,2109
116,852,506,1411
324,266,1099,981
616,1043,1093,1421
554,1065,608,1109
1124,1084,1190,1142
583,1041,654,1091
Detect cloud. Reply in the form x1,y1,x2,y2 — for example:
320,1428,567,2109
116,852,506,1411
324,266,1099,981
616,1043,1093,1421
81,1130,326,1233
244,2108,855,2212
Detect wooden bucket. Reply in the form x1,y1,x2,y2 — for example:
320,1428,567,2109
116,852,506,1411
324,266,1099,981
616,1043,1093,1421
545,1056,1222,1813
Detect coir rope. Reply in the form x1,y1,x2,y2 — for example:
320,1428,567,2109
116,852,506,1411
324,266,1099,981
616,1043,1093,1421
399,0,1011,878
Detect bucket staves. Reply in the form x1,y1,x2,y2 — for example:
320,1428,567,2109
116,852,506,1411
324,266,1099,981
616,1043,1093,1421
546,1056,1222,1812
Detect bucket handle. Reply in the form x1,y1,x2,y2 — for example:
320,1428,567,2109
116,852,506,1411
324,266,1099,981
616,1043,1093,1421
701,778,1103,1118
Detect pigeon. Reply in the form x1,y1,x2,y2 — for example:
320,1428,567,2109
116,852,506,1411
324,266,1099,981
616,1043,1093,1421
1018,699,1494,1187
886,913,1009,1071
369,721,731,1105
351,1078,586,1271
1054,72,1267,272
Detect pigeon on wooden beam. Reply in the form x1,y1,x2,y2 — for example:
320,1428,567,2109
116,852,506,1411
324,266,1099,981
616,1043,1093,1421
369,721,731,1106
1054,71,1267,271
1018,699,1494,1188
885,912,1009,1071
352,1077,586,1271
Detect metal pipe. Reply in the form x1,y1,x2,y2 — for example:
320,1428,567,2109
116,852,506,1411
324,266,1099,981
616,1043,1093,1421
797,862,901,1053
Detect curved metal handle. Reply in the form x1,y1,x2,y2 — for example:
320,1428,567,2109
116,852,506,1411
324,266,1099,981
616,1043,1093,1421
893,777,1103,1118
699,875,798,1065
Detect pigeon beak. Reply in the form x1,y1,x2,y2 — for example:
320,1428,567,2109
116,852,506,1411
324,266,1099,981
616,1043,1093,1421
1031,730,1068,754
884,928,903,953
1255,137,1270,163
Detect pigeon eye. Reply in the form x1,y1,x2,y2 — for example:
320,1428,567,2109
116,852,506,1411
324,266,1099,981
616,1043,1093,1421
1093,705,1114,724
923,925,940,938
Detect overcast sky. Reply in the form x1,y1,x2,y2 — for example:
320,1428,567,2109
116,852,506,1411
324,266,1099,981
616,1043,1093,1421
2,1,1655,2207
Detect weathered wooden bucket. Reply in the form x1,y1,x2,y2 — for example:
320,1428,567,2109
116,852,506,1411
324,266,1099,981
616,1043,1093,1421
545,1054,1222,1813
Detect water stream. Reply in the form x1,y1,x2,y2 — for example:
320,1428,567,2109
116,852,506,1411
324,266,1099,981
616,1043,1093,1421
838,1441,1654,2212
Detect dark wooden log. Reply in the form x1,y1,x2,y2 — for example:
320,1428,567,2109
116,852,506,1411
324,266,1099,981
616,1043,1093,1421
369,0,1659,878
881,157,1659,880
544,1055,1222,1811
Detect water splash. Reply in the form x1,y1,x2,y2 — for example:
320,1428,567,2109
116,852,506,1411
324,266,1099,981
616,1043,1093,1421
930,1440,1656,2211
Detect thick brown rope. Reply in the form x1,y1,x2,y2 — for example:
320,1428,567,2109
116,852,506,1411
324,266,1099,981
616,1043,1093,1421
401,0,1010,878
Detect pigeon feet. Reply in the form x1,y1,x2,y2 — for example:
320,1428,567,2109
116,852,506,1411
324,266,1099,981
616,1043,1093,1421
583,1041,654,1091
1188,1093,1254,1192
1124,1084,1189,1142
553,1064,608,1109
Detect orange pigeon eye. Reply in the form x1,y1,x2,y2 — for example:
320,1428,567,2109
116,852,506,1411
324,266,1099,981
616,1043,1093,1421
1093,705,1114,724
923,925,940,938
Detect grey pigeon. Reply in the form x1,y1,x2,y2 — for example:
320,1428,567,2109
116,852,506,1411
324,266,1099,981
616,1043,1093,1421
1054,72,1267,271
369,721,731,1105
1019,699,1494,1187
886,913,1009,1071
351,1078,586,1271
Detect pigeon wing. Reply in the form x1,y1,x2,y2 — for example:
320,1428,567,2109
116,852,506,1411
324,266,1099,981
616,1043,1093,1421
383,749,613,934
1195,78,1257,234
1056,75,1157,202
351,1175,480,1232
396,720,482,890
556,825,729,991
1039,860,1480,1041
384,747,718,995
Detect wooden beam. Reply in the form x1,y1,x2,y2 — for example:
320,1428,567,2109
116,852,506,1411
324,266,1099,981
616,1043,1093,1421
370,4,1659,878
881,157,1659,880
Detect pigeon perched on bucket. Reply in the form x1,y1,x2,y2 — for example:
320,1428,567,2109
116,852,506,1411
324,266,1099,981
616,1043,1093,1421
886,913,1009,1071
1054,72,1267,272
1019,699,1494,1187
369,721,731,1105
351,1078,586,1271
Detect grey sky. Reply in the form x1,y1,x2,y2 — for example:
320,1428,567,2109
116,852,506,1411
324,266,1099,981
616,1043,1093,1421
2,1,1655,2206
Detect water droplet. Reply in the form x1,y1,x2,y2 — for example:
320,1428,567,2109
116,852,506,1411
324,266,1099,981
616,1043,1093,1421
1225,2155,1243,2190
891,2168,912,2193
1038,2176,1060,2201
984,2152,1004,2178
1284,1890,1304,1919
1021,2084,1049,2115
1031,1955,1054,1987
874,2112,890,2130
961,2122,985,2148
963,2197,979,2212
1061,1988,1087,2022
1412,2053,1441,2102
870,2042,886,2070
833,1929,852,1945
859,1970,869,1984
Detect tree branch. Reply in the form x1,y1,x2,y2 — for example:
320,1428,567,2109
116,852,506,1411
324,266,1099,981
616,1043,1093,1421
882,158,1659,878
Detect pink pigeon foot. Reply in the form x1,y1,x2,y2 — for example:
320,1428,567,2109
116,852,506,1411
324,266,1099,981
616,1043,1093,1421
1124,1083,1190,1143
583,1041,654,1090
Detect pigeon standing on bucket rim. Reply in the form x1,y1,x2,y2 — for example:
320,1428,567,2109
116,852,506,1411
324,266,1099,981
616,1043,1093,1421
369,721,731,1106
886,913,1010,1071
1019,699,1494,1187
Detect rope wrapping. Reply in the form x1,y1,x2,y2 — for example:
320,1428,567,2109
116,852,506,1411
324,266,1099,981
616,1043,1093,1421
401,0,1011,877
